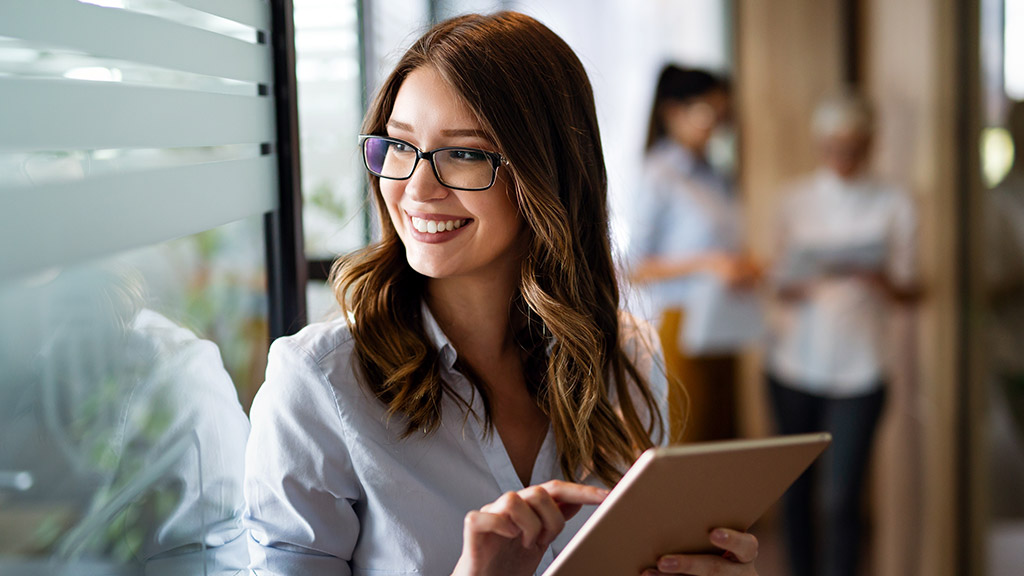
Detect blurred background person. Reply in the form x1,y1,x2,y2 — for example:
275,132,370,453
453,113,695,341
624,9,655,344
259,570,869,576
627,64,760,443
765,92,920,576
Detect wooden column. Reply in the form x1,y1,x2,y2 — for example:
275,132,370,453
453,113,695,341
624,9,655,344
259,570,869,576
862,0,962,574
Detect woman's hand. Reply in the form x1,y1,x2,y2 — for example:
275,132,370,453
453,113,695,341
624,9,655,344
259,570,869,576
451,480,608,576
703,253,762,289
643,528,759,575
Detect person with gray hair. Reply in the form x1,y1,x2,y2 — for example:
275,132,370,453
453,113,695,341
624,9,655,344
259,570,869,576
765,91,920,576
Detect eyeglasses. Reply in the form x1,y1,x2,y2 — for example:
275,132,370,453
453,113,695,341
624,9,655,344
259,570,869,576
359,134,507,191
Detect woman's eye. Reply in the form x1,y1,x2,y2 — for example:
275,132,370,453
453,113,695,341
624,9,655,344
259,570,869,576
391,142,416,154
447,149,488,162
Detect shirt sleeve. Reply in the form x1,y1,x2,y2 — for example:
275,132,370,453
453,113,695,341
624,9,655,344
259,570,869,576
625,171,669,265
244,337,362,576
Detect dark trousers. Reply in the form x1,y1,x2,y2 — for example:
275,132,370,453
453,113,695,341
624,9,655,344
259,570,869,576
767,374,886,576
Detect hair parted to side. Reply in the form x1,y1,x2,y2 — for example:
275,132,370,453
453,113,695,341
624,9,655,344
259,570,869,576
329,11,664,486
644,65,729,152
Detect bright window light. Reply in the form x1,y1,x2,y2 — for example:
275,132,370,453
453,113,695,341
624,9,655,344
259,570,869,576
981,126,1015,188
63,66,123,82
1007,0,1024,99
79,0,126,7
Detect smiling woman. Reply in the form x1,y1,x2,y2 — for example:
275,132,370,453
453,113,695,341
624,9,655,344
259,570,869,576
242,11,760,576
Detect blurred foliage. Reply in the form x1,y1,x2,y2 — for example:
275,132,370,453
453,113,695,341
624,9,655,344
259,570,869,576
306,179,348,221
173,222,268,411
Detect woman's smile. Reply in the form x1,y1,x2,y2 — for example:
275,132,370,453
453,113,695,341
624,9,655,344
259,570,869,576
406,211,473,243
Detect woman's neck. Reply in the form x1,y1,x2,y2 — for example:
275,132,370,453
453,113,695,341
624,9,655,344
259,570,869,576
672,136,706,162
425,273,521,371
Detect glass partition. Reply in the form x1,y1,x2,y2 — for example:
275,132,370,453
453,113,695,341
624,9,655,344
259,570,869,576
0,1,277,572
0,217,264,574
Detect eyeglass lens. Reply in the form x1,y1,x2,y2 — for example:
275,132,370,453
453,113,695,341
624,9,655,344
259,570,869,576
363,137,496,190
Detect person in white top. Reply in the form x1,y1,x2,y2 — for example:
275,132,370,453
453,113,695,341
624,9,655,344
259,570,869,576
243,11,760,576
765,93,920,576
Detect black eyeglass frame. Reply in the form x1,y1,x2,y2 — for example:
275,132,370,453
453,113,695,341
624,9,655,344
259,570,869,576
358,134,508,191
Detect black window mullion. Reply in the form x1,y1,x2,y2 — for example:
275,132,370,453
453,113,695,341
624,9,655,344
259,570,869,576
266,0,307,339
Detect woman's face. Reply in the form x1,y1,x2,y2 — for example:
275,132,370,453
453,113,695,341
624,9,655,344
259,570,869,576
380,66,525,285
663,88,730,154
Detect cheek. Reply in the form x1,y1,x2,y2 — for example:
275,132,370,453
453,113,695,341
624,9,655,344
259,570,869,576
379,184,404,226
490,191,523,238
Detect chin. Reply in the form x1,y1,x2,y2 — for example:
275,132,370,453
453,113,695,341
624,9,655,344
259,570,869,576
405,252,457,280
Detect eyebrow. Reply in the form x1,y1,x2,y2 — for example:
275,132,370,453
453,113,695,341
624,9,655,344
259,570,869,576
386,120,490,140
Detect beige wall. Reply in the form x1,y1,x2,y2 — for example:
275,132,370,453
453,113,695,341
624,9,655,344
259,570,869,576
736,0,964,574
734,0,845,441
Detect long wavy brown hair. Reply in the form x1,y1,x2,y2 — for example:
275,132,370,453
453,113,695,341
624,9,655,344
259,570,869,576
330,11,664,486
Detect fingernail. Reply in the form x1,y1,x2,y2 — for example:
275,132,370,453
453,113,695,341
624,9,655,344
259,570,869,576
712,528,729,542
658,556,680,571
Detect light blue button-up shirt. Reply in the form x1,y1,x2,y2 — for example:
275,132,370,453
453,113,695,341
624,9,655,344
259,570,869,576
243,304,667,575
626,139,745,353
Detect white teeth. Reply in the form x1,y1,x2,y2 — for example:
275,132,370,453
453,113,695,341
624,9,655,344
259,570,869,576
411,216,467,235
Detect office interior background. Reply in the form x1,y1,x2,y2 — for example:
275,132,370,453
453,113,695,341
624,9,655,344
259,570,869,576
0,0,1022,574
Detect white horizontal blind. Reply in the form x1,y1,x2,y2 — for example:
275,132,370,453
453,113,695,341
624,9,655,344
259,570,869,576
0,0,278,280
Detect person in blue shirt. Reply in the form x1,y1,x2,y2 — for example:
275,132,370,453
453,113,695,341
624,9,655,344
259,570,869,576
628,65,760,442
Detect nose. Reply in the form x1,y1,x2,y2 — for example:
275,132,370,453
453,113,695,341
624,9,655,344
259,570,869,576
404,157,448,202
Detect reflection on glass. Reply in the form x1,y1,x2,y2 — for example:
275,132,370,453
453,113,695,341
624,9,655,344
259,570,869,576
295,0,365,260
0,146,263,189
77,0,260,44
0,218,265,574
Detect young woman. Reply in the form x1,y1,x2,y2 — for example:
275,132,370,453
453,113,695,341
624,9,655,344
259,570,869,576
244,12,759,576
628,66,760,442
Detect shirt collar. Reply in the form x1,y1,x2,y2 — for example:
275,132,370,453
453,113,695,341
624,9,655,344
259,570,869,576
421,301,458,370
653,138,731,193
653,138,699,176
420,300,556,368
817,167,873,197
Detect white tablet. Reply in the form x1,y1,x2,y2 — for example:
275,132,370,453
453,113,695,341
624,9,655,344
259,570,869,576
542,433,832,576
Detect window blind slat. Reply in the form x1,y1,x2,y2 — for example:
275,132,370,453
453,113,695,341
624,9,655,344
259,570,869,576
171,0,271,31
0,78,275,151
0,0,273,84
0,156,279,280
